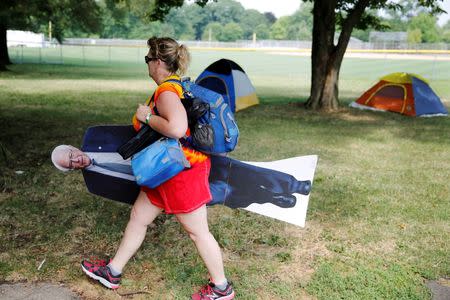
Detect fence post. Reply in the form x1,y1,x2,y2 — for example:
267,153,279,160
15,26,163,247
108,46,111,65
82,45,85,65
60,44,63,64
20,45,24,64
431,55,437,82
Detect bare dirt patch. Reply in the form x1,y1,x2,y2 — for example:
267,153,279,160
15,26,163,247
277,221,331,286
336,110,382,122
426,278,450,300
0,282,80,300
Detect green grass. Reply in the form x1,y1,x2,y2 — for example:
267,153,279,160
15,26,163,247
0,54,449,299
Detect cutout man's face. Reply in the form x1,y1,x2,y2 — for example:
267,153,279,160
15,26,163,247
59,148,91,170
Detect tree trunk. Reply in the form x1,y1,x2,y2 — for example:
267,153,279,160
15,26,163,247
320,64,340,110
305,0,370,111
305,0,338,111
0,23,11,71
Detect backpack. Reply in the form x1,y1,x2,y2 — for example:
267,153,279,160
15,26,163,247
167,78,239,154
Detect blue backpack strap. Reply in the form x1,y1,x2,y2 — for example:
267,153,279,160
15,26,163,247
165,78,194,96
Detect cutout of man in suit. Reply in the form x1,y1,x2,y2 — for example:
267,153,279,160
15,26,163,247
52,145,311,209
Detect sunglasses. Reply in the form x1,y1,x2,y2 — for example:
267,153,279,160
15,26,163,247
68,149,74,169
144,56,157,64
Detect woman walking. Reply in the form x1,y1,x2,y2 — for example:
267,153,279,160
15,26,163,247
81,37,235,300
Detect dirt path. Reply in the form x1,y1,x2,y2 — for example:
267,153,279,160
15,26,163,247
0,282,81,300
1,280,448,299
426,279,450,300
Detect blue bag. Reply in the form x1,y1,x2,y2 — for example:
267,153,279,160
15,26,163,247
131,138,190,188
167,79,239,154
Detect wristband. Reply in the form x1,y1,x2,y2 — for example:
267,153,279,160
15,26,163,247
145,112,152,124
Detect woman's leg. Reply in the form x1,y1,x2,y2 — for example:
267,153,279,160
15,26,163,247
176,205,226,285
109,191,162,272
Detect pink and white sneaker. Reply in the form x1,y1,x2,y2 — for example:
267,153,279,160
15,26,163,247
81,258,121,289
191,281,235,300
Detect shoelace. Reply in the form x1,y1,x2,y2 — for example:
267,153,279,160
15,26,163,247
86,259,107,271
200,284,216,296
93,259,107,266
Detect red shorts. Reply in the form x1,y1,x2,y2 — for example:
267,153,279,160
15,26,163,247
141,158,211,214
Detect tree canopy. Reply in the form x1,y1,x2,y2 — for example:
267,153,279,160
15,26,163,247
4,0,444,44
88,0,448,43
1,0,101,41
0,0,101,69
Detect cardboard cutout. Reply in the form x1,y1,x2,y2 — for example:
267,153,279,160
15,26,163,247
80,126,318,227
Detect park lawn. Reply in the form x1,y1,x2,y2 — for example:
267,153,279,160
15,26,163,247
0,62,449,300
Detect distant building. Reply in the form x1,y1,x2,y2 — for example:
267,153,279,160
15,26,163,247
347,36,365,48
7,30,45,47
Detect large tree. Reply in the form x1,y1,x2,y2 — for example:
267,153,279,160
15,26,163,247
304,0,444,110
0,0,101,70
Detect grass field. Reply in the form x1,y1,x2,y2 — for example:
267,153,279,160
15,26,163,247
0,49,449,299
8,45,450,101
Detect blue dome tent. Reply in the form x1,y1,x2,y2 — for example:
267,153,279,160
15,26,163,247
196,59,259,112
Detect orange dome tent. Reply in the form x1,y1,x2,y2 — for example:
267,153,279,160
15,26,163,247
350,73,447,117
